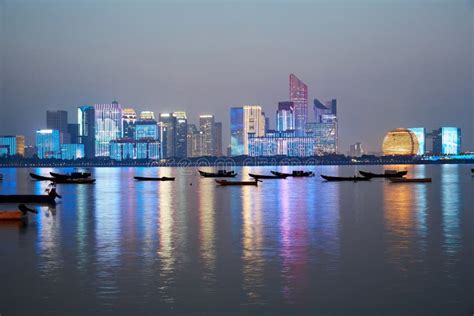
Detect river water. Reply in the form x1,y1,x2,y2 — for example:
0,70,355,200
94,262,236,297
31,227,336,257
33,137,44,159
0,165,472,315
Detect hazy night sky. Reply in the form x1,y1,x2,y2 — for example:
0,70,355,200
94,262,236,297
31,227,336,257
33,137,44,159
1,0,473,152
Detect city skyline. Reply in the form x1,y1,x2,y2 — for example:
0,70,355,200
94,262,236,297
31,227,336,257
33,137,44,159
1,0,473,152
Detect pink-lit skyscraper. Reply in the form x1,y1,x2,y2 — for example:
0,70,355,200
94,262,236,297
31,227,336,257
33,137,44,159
289,74,308,136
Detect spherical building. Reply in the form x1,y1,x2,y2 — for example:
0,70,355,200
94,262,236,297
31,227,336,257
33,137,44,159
382,128,419,156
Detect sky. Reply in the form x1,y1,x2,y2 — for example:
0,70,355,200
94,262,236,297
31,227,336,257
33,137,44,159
0,0,473,152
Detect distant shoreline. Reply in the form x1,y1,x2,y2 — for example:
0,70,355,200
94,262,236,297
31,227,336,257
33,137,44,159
0,156,473,168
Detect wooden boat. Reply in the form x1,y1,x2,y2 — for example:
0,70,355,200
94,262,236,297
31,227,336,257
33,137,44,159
50,172,91,179
471,168,474,173
0,204,37,223
30,173,55,181
0,188,61,205
53,178,96,184
199,170,237,178
271,170,314,177
134,176,175,181
320,174,371,182
389,178,432,183
359,170,407,178
249,173,287,180
215,179,258,186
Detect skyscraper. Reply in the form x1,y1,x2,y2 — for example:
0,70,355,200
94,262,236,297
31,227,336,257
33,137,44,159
77,105,95,158
214,122,223,156
159,113,177,158
122,108,137,139
276,101,295,131
140,111,155,120
230,105,265,156
135,116,158,140
289,74,308,136
47,110,69,143
0,136,18,157
36,129,61,159
432,127,461,155
68,123,79,144
199,115,215,156
94,101,122,157
408,127,426,155
173,111,188,158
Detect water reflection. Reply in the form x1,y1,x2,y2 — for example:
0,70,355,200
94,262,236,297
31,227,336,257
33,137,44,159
440,164,461,258
199,180,216,289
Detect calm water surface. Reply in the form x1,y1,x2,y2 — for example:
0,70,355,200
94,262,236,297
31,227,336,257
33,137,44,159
0,165,473,315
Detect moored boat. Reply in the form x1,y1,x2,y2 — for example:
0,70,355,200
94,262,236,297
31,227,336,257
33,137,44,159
53,178,96,184
30,173,55,181
271,170,314,177
249,173,287,180
359,170,407,178
389,178,432,183
215,179,258,186
0,204,37,223
321,174,371,182
0,188,61,205
199,170,237,178
134,176,175,181
50,172,91,180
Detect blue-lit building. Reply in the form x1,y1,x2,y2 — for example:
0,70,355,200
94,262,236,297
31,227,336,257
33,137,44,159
230,107,245,156
36,129,61,159
0,136,17,157
60,144,85,160
94,101,122,157
305,119,338,155
408,127,425,155
276,101,294,132
78,105,95,158
135,120,158,140
433,127,461,155
248,130,321,157
110,139,160,161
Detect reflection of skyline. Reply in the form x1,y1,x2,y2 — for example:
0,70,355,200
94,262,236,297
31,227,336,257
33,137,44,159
199,180,216,288
440,164,461,258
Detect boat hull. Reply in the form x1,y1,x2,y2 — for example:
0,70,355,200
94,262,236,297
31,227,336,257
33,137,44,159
359,170,407,178
215,180,258,186
50,172,91,179
0,195,56,205
199,170,237,178
271,171,314,177
249,173,287,179
389,178,432,183
134,176,175,181
321,175,371,182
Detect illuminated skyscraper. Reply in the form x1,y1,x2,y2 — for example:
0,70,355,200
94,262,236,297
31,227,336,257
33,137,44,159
109,139,160,160
0,136,18,157
230,105,265,156
122,108,137,139
173,111,188,158
94,101,122,157
77,105,95,158
60,144,85,160
159,113,177,158
408,127,426,155
214,122,223,156
276,101,294,131
140,111,155,120
200,115,215,156
432,127,461,155
135,115,158,140
289,74,308,136
36,129,61,159
47,110,70,143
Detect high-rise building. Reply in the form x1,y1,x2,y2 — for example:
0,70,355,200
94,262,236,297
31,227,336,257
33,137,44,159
122,108,137,139
305,119,338,154
230,105,265,156
47,110,70,143
349,143,364,157
60,144,85,160
68,123,80,144
109,139,160,160
199,115,215,156
408,127,426,155
276,101,295,131
432,127,461,155
314,98,337,123
140,111,155,120
289,74,308,136
16,136,25,156
94,101,122,157
0,136,17,157
36,129,61,159
173,111,188,158
135,119,158,140
159,113,177,158
214,122,222,156
187,124,198,157
249,130,321,157
77,105,95,158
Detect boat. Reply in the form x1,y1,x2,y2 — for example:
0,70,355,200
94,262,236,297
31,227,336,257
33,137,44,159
0,204,37,223
0,188,61,205
389,178,432,183
320,174,371,182
30,173,55,181
215,179,258,186
50,172,91,179
199,170,237,178
471,168,474,173
134,176,175,181
30,173,94,184
271,170,314,177
359,170,407,178
249,173,288,180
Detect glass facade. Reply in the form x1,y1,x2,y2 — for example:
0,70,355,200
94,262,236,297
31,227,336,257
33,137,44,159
441,127,461,155
94,102,122,157
276,101,294,132
135,120,158,140
305,121,338,155
60,143,85,160
78,105,95,158
173,111,188,158
408,127,425,155
248,131,325,157
0,136,17,157
159,113,177,158
230,107,244,156
289,74,308,136
122,108,137,139
36,129,61,159
199,115,215,156
110,139,160,161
